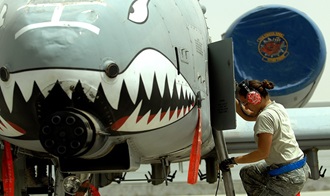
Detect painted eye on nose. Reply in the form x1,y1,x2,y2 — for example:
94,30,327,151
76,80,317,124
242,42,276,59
128,0,149,23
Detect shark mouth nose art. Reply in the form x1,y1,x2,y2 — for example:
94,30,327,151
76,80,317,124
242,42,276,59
0,49,196,137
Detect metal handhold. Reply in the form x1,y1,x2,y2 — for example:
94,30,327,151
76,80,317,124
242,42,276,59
319,166,327,178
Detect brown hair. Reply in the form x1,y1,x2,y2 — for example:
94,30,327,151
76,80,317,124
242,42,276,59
237,79,274,98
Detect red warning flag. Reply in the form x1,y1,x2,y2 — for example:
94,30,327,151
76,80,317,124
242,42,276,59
187,108,202,184
2,141,15,196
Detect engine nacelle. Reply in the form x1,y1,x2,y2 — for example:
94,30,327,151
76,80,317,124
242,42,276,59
223,5,326,108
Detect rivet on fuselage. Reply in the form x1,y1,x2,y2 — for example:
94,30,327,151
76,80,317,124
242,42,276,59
0,66,10,82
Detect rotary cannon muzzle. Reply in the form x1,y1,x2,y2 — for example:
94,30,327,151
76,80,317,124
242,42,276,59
40,110,96,158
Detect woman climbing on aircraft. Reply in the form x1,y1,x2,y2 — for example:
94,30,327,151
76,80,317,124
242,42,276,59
219,79,310,196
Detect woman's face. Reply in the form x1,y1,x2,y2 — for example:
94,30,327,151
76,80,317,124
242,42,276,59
239,95,262,115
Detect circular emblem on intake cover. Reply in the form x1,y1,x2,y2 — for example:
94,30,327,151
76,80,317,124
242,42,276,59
257,32,289,63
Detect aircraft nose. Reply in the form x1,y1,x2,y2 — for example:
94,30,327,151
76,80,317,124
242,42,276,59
1,3,104,72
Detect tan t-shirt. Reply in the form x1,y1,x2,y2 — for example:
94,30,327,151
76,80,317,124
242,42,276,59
254,101,303,165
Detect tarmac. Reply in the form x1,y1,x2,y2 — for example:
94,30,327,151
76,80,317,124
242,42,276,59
98,150,330,196
30,150,330,195
98,178,330,196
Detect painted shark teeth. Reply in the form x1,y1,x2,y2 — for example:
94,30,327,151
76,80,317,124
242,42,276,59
0,115,25,137
101,49,194,112
1,70,101,113
0,49,195,132
103,49,196,131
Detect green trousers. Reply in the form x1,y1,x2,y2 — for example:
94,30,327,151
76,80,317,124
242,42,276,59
240,162,310,196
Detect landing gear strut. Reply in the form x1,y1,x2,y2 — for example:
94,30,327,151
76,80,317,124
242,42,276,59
213,129,236,196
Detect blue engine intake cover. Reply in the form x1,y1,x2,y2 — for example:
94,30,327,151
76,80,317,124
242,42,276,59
223,5,326,96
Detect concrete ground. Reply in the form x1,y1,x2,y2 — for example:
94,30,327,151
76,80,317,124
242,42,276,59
99,150,330,196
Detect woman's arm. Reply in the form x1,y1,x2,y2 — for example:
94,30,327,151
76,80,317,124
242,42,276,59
234,133,272,164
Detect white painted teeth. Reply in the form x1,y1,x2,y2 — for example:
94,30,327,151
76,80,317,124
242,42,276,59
0,49,195,132
0,115,24,137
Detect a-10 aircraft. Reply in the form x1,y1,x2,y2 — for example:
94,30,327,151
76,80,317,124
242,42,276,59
0,0,328,195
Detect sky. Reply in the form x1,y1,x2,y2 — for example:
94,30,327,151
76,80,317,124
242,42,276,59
199,0,330,104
